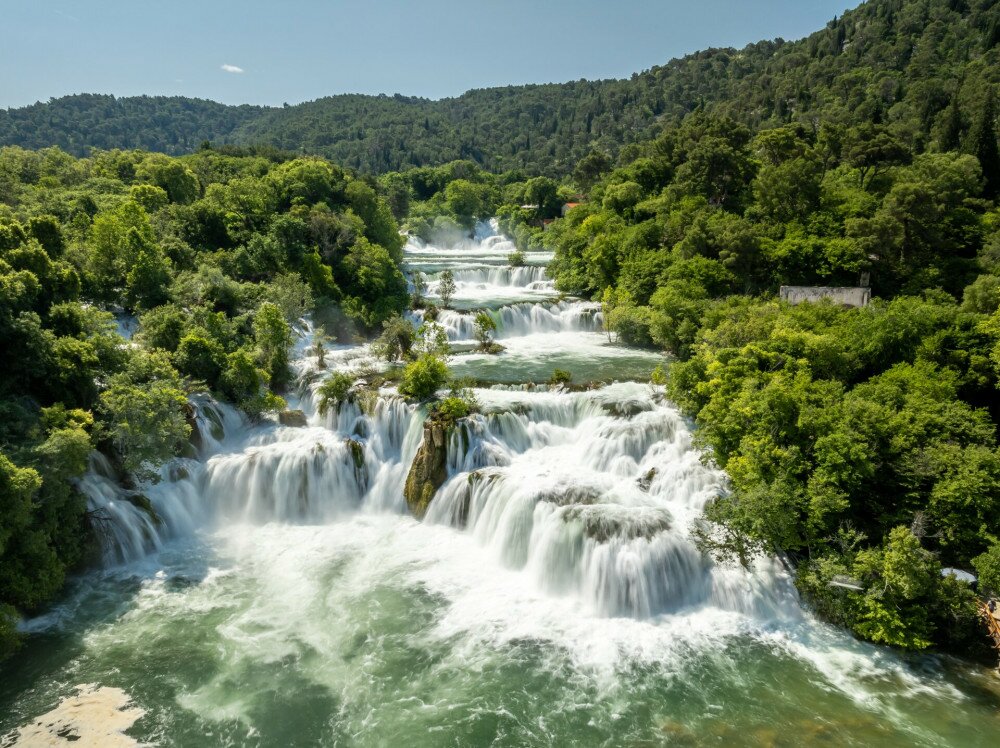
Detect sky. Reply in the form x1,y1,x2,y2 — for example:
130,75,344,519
2,0,857,110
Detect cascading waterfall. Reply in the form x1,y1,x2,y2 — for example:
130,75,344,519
10,219,993,747
423,384,797,620
413,300,602,341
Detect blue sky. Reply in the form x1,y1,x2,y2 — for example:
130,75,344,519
2,0,857,109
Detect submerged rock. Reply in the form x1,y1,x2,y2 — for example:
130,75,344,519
279,409,308,427
404,420,450,519
637,468,658,492
562,505,672,542
345,438,365,470
601,399,653,418
123,493,163,527
4,684,145,747
536,484,602,506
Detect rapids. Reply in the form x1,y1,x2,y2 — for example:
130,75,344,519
2,221,999,747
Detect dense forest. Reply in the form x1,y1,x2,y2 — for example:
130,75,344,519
0,145,409,655
7,0,1000,174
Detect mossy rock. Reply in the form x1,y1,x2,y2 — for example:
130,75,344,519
124,493,164,527
601,400,653,418
403,421,451,519
563,506,671,542
279,409,308,427
637,468,657,492
345,438,365,470
536,485,602,507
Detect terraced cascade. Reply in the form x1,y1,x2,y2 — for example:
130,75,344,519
2,223,1000,747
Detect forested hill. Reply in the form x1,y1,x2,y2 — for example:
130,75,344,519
4,0,1000,174
0,95,265,156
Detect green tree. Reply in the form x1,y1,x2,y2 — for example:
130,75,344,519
99,374,190,484
969,90,1000,199
253,302,292,391
438,269,456,308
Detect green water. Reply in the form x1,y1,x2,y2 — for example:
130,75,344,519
3,522,999,746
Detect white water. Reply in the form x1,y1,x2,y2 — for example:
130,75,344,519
8,221,996,746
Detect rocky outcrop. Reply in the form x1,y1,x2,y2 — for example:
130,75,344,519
403,420,449,519
279,409,308,427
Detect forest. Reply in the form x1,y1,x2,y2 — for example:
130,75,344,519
5,0,1000,175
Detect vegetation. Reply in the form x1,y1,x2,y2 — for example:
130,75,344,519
8,0,1000,178
438,269,456,308
473,311,503,353
398,354,449,401
0,144,407,656
317,371,355,416
549,369,573,387
7,0,1000,660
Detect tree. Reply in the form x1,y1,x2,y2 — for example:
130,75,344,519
174,330,226,387
438,269,456,308
844,125,911,188
220,348,284,419
473,311,501,353
414,321,450,358
969,90,1000,199
124,229,171,310
444,179,486,229
99,376,190,484
974,543,1000,594
253,302,292,391
410,271,427,308
373,314,415,362
136,155,200,204
939,91,964,152
573,150,612,192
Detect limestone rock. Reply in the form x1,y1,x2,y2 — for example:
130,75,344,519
279,409,308,427
404,420,449,519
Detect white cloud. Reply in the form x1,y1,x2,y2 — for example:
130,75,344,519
221,64,245,74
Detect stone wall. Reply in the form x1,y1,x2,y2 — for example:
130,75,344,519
779,286,871,308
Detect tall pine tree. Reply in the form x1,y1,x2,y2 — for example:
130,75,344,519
970,90,1000,199
939,91,963,152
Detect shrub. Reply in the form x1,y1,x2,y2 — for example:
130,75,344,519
317,371,354,415
473,311,503,353
398,354,448,400
508,250,526,267
433,396,472,422
549,369,573,386
372,314,415,362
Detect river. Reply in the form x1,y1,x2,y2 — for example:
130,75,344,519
2,222,999,746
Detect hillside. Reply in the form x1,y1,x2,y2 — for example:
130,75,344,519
5,0,1000,174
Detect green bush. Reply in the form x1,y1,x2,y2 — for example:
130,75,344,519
318,371,354,416
398,354,448,401
549,369,573,386
433,396,473,423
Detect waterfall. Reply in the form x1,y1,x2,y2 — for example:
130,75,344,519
414,301,603,341
75,222,785,622
424,383,797,620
